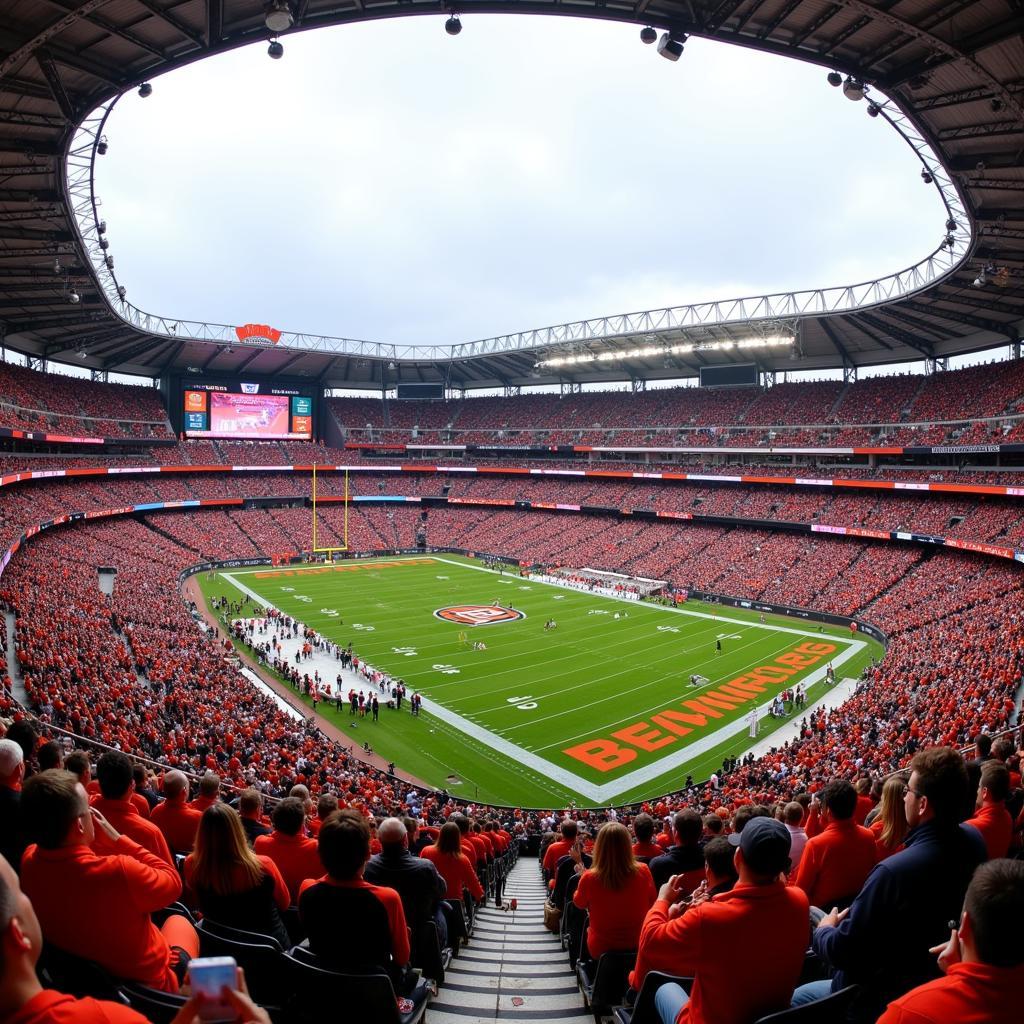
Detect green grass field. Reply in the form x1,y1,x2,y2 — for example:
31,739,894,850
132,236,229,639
198,554,883,808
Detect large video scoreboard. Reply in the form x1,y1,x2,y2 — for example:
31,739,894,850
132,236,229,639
176,379,316,440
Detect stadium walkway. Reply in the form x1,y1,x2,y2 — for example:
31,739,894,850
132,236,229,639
430,859,591,1024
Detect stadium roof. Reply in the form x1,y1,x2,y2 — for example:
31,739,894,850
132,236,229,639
0,1,1022,390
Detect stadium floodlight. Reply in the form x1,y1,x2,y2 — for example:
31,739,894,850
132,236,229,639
657,33,686,61
68,289,80,304
640,26,657,45
105,254,114,270
972,270,988,288
866,103,881,118
117,285,126,300
268,39,284,59
138,82,152,98
53,258,61,274
445,14,462,35
97,137,108,155
842,76,865,101
264,1,294,33
920,167,933,184
945,217,958,233
537,334,794,368
827,71,843,87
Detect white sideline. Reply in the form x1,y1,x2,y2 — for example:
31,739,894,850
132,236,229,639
217,560,868,803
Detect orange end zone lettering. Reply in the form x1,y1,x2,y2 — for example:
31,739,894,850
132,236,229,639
612,722,677,752
562,739,638,773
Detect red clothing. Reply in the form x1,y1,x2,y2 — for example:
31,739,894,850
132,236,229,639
542,838,574,874
189,795,218,814
854,794,874,826
630,881,810,1024
298,875,410,966
421,845,484,901
21,836,183,991
965,803,1013,860
90,795,173,865
8,990,149,1024
793,819,877,909
573,864,656,958
87,781,150,819
633,841,664,860
868,818,905,861
877,961,1024,1024
150,796,201,853
254,830,322,902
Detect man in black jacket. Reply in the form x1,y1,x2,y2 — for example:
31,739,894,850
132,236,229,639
0,740,25,871
792,746,986,1022
363,816,448,952
649,809,705,889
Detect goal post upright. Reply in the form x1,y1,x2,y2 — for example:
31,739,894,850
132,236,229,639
311,463,349,555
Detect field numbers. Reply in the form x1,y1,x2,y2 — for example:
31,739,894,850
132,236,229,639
295,595,312,603
506,695,538,711
436,575,449,580
353,623,375,632
588,609,610,616
280,586,295,592
320,608,339,617
657,625,680,634
392,646,418,657
433,663,460,675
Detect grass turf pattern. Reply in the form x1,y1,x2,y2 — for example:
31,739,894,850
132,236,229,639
199,554,883,808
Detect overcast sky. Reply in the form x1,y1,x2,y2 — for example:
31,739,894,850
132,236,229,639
93,15,945,352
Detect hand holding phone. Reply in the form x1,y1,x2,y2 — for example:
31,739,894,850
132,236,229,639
189,957,238,1023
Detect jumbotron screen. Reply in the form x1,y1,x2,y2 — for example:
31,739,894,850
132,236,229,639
182,384,313,440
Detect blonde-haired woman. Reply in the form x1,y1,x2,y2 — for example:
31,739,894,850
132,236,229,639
185,802,291,947
870,776,909,859
572,822,656,957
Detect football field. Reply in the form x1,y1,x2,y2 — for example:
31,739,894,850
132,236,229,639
199,554,882,807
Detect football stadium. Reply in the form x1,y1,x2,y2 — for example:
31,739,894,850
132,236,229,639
0,3,1023,1024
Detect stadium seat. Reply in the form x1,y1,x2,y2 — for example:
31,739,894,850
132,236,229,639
576,948,637,1022
37,943,121,1000
196,918,286,1008
612,970,693,1024
281,948,430,1024
442,898,470,948
752,984,861,1022
412,919,451,986
118,983,189,1024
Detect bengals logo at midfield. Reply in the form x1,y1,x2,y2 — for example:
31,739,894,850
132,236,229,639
434,605,525,626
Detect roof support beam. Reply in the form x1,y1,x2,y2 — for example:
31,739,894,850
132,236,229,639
33,50,74,121
901,300,1016,338
132,0,205,50
205,0,223,48
819,317,854,367
855,311,934,357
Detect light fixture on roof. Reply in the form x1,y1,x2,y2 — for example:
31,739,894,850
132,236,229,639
264,1,294,32
117,285,126,300
97,137,108,155
68,289,80,304
138,82,152,98
97,220,106,235
866,103,881,118
105,255,114,270
53,258,61,274
445,14,462,35
920,167,933,184
827,71,843,87
842,76,865,101
657,33,686,61
972,270,988,288
268,38,284,59
99,237,109,250
945,217,958,233
640,26,657,45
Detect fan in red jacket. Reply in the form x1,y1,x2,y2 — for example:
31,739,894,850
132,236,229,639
965,762,1013,861
18,770,199,993
631,817,809,1024
878,859,1024,1024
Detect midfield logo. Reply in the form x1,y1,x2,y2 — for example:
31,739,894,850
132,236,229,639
434,605,525,626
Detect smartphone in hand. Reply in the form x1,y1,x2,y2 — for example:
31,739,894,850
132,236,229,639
189,957,238,1022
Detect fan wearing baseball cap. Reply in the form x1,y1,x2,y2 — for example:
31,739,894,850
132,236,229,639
630,816,810,1024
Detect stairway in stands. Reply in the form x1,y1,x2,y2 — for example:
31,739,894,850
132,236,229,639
430,859,591,1024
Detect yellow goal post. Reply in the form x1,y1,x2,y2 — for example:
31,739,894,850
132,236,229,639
311,464,349,554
